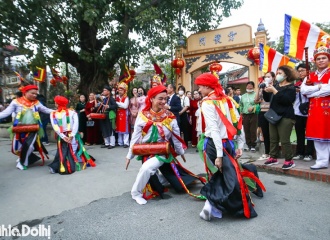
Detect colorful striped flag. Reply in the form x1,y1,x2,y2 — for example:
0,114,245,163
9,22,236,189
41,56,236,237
33,67,46,82
284,14,329,60
259,43,297,73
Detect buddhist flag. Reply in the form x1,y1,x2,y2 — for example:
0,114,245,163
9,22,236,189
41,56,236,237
118,63,132,84
259,44,297,73
33,67,46,82
284,14,330,60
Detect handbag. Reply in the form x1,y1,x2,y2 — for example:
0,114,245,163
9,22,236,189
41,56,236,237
264,94,282,125
264,108,282,125
86,120,95,127
298,92,309,115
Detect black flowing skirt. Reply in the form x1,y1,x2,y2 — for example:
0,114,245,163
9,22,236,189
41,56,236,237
159,163,199,192
19,132,48,166
200,138,258,218
48,141,76,175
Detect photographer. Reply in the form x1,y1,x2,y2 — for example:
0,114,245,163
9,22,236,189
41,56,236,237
263,66,297,170
254,72,275,160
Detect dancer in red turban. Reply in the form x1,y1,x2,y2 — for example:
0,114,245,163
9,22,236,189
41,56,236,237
0,85,53,170
48,96,96,174
126,85,206,204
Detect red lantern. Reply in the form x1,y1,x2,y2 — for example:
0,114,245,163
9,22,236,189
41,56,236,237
247,47,260,65
171,58,185,69
50,78,56,86
175,68,181,75
209,62,222,73
129,69,136,77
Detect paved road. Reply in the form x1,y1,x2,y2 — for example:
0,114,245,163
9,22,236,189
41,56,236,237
1,139,329,240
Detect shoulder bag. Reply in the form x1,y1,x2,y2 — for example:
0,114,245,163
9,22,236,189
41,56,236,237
298,92,309,115
264,94,282,125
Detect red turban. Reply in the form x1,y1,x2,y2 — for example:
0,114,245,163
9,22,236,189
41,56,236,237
194,73,225,97
143,85,167,111
54,95,69,111
21,85,38,94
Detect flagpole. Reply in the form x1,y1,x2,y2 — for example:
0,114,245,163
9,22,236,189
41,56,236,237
304,47,312,85
65,62,69,90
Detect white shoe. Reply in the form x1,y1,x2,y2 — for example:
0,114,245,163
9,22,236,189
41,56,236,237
42,142,50,146
257,154,269,161
303,155,313,161
199,201,212,221
49,167,55,174
199,208,211,221
250,148,256,153
132,196,147,205
292,155,303,160
310,164,328,170
16,162,25,170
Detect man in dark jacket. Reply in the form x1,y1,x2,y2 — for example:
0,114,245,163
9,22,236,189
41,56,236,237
37,94,50,145
164,84,182,125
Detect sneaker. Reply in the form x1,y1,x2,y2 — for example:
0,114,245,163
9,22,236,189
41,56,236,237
282,160,295,170
49,167,55,174
264,157,278,166
303,155,313,161
250,148,256,153
257,154,269,161
244,147,250,151
42,142,50,146
292,155,303,160
16,161,26,170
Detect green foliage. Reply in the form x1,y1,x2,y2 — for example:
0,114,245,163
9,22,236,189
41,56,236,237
315,22,330,34
274,36,285,54
0,0,244,93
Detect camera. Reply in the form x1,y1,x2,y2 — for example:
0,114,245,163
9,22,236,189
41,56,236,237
259,83,267,89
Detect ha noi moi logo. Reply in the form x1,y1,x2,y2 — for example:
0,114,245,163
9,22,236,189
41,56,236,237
0,224,51,239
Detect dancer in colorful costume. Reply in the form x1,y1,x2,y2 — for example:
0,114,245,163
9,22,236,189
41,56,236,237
125,85,205,205
150,75,162,88
301,45,330,169
48,96,95,174
0,85,53,170
195,73,265,221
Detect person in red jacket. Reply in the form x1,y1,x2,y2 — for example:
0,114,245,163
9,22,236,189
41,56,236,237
301,45,330,170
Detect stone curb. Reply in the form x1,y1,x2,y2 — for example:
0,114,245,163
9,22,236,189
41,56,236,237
254,164,330,184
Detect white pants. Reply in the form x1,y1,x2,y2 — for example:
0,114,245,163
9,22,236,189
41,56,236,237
104,134,115,146
314,141,330,167
118,133,129,145
131,157,164,198
22,134,37,166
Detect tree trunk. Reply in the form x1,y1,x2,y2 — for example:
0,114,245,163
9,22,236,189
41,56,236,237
77,60,111,95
